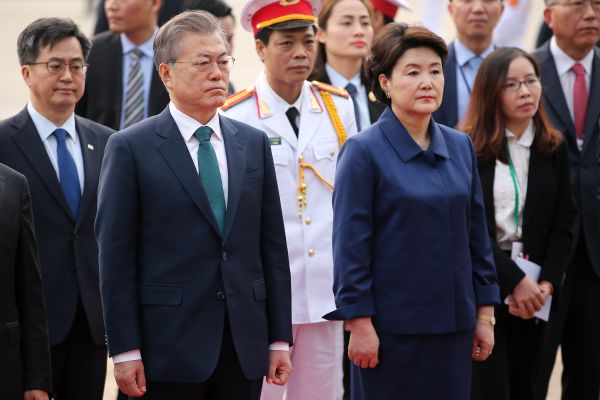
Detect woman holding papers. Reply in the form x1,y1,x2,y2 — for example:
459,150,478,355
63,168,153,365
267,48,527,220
462,47,576,400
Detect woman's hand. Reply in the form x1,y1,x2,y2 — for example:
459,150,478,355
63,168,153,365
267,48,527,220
347,317,379,369
472,306,495,362
509,276,545,319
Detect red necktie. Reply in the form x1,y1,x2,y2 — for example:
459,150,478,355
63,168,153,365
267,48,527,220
572,63,588,141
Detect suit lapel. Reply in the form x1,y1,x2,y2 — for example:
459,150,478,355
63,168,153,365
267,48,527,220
74,117,101,228
220,116,245,242
582,48,600,155
522,145,546,227
10,109,73,219
155,109,222,236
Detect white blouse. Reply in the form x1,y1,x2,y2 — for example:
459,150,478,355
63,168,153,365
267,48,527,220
494,121,534,250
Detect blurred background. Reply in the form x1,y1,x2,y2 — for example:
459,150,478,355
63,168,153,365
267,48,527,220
0,1,561,399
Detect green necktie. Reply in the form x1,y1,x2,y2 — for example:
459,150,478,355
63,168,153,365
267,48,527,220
194,126,225,234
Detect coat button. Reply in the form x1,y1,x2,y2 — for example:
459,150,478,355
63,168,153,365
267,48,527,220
305,217,312,225
221,251,229,261
217,291,226,300
308,248,315,257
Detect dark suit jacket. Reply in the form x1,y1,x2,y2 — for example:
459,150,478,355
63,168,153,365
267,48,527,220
433,41,459,129
532,44,600,277
324,107,500,333
0,164,51,399
478,141,576,306
311,70,386,125
0,108,113,346
96,108,292,383
76,31,170,130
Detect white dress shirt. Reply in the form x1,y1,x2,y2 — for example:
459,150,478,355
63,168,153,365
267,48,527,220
494,121,534,250
169,102,229,205
119,29,158,129
28,102,84,192
325,63,370,131
549,37,593,150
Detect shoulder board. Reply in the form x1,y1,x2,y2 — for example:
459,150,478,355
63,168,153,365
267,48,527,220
221,87,255,111
311,81,349,98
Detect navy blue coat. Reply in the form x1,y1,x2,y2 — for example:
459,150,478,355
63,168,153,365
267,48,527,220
96,108,292,382
324,107,500,334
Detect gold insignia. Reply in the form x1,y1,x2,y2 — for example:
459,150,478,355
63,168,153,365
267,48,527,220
309,89,322,112
258,99,273,118
280,0,300,6
221,87,255,111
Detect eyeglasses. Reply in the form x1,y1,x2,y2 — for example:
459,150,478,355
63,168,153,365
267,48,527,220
503,77,541,92
170,56,235,73
551,0,600,12
27,61,88,76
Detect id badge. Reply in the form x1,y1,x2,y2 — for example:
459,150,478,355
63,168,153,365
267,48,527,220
511,241,524,261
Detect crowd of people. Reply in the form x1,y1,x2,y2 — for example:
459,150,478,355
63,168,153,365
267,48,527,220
1,0,599,399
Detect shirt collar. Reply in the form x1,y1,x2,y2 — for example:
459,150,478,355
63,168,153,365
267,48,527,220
325,63,362,89
27,102,77,141
549,36,594,78
169,102,223,143
453,39,495,67
120,28,158,57
505,119,534,148
261,72,304,113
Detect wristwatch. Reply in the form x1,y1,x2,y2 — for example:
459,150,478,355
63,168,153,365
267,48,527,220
477,315,496,327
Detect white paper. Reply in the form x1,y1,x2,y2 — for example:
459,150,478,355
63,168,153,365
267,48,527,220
503,257,552,321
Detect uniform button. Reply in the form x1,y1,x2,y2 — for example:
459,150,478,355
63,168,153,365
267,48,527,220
329,151,336,157
216,291,226,300
221,251,229,261
305,217,312,225
308,248,315,257
299,154,304,162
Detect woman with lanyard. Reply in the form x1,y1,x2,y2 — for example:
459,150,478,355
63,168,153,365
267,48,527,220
309,0,385,132
462,47,576,400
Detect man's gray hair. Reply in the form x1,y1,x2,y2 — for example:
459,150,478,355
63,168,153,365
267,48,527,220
154,10,227,70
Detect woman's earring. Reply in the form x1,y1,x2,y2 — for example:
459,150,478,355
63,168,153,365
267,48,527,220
385,91,391,99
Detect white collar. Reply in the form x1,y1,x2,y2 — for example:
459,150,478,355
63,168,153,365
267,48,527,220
505,120,534,148
549,36,594,77
260,71,305,113
453,39,495,67
169,102,223,143
27,102,77,141
325,63,362,89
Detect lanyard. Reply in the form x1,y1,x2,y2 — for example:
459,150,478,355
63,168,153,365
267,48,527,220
505,142,521,236
458,63,474,94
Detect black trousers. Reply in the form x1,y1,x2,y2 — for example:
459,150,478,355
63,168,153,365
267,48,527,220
536,237,600,399
51,301,107,400
471,304,547,400
133,319,262,400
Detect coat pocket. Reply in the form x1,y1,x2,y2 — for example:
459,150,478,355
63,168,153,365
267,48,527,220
138,284,182,306
252,280,267,301
5,321,20,345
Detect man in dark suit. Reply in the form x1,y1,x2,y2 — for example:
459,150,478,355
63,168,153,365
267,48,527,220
433,0,503,128
76,0,170,130
532,1,600,398
96,10,292,400
0,163,51,400
0,17,113,399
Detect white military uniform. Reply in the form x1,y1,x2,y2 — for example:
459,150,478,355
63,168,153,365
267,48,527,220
223,71,358,400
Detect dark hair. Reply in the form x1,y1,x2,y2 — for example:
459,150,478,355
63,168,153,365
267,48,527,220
183,0,235,20
17,17,91,65
382,14,394,25
256,25,317,45
309,0,373,82
462,47,562,163
366,23,447,106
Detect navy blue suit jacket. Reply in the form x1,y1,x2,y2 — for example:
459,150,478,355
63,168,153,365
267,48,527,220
0,108,112,347
96,108,292,382
532,44,600,277
433,42,459,129
324,107,500,334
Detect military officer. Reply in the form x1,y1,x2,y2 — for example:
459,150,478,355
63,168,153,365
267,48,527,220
222,0,358,398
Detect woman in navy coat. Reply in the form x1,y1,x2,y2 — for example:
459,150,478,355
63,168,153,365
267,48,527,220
323,24,501,399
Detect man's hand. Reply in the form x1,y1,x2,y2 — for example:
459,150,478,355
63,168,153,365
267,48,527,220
348,317,379,369
266,350,292,386
24,390,49,400
114,359,147,397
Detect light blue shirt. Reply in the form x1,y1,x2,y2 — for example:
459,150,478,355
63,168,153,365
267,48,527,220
325,64,370,132
453,40,495,123
119,29,157,129
28,102,84,192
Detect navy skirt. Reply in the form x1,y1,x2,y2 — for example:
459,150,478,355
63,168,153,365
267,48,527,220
351,331,474,400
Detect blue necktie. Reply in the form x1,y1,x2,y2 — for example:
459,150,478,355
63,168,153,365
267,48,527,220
194,126,226,233
53,128,81,219
345,83,362,132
